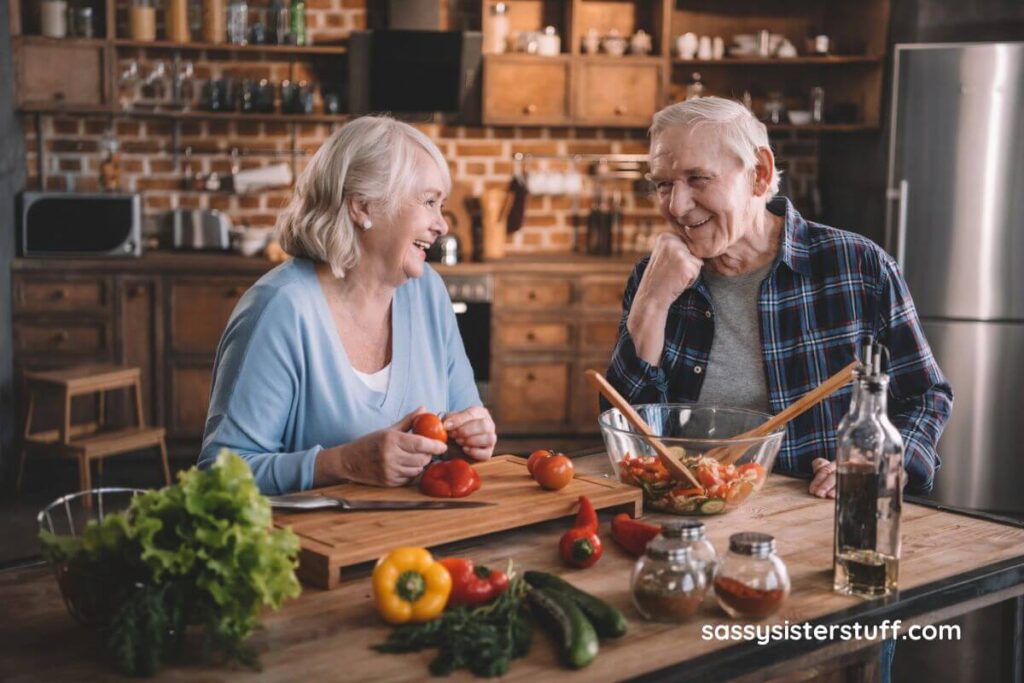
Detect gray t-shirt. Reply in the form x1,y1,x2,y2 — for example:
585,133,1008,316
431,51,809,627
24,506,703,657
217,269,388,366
698,263,773,413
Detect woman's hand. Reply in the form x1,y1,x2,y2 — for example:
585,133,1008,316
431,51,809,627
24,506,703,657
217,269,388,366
809,457,837,498
444,406,497,462
316,408,448,487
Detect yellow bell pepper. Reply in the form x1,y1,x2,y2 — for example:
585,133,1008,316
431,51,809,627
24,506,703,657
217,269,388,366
372,547,452,624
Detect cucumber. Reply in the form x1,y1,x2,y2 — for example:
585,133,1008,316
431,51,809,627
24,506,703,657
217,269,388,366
524,571,628,638
527,586,599,669
700,498,726,514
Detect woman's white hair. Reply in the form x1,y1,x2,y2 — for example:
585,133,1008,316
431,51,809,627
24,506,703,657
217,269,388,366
650,97,782,198
276,115,452,278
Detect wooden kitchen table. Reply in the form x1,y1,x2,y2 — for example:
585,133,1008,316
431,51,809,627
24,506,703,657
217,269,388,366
3,452,1024,682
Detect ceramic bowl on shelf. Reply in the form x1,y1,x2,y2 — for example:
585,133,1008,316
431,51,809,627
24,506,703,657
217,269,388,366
598,404,784,516
788,110,813,125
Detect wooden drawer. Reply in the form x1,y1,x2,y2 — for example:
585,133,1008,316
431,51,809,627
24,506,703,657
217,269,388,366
14,321,107,356
496,322,572,351
483,55,571,125
579,275,627,310
574,357,612,431
15,278,107,313
169,365,213,437
495,277,573,310
580,319,621,352
574,61,662,127
170,280,250,354
496,362,570,425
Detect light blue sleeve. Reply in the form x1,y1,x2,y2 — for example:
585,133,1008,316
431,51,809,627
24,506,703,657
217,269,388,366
430,270,481,413
198,287,321,495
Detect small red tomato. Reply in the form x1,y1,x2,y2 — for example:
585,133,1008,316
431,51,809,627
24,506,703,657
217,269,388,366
527,449,554,476
412,413,448,443
534,454,574,491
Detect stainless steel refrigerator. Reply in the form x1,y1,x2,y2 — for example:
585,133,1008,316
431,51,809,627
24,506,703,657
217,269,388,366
886,42,1024,516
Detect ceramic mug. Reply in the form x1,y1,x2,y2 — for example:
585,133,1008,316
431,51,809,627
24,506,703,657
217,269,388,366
676,32,698,59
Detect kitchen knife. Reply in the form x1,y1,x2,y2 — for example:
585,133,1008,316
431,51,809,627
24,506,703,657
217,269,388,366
268,494,496,511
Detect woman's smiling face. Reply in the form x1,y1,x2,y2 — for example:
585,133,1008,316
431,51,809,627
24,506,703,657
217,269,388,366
649,125,762,260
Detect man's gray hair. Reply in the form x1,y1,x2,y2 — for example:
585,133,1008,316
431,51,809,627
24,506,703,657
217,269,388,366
650,97,781,198
276,115,451,278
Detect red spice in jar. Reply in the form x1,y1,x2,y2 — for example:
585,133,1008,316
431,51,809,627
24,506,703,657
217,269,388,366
713,576,786,618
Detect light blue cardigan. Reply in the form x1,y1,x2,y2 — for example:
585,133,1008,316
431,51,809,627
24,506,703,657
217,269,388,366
198,258,481,494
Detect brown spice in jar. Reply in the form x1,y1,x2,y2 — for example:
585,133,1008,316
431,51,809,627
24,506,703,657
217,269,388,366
714,576,786,618
633,584,703,621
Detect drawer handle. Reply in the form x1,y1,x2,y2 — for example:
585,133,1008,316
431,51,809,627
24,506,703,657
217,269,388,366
526,372,536,382
52,331,69,344
614,104,628,116
50,289,67,301
526,331,536,341
527,290,537,301
229,286,245,297
523,104,537,115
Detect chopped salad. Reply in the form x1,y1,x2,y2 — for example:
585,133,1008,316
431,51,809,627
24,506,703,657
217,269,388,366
617,450,767,515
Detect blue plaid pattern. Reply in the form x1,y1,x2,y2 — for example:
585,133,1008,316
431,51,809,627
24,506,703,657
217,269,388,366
606,197,953,494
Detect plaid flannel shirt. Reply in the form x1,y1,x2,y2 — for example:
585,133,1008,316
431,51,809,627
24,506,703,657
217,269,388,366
606,197,953,494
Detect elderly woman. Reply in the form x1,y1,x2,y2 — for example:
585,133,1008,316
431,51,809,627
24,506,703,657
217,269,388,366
198,116,496,494
607,97,952,498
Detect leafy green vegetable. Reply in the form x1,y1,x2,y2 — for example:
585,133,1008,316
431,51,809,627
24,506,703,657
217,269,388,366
40,450,301,677
374,574,533,678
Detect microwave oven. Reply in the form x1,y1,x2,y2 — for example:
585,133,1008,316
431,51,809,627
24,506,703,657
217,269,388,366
19,192,142,258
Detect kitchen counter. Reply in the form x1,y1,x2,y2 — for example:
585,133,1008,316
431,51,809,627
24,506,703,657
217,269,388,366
11,251,639,275
3,453,1024,682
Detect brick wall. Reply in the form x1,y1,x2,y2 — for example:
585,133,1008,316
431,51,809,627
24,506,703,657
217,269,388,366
19,0,821,254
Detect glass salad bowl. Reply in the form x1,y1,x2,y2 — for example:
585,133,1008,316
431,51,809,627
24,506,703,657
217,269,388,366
598,404,785,515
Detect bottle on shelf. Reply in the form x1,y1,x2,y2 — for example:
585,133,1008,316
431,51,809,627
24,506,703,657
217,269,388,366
227,0,249,45
489,2,509,54
685,72,704,100
202,0,226,43
129,0,156,41
166,0,190,42
289,0,306,47
833,339,903,598
267,0,288,44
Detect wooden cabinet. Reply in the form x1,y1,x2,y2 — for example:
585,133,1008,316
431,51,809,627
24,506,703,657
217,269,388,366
169,365,214,438
574,60,663,127
170,280,248,354
490,265,631,435
12,41,107,109
483,55,572,126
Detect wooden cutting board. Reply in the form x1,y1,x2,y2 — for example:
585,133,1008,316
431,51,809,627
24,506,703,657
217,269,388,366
273,455,642,589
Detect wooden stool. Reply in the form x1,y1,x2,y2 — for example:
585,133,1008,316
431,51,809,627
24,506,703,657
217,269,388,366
16,364,170,496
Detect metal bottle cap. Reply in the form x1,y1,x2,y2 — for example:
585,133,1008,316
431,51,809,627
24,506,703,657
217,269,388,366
662,519,706,541
729,532,775,558
646,535,692,562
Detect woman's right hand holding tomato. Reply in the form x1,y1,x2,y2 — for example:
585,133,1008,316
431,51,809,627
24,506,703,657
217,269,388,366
314,408,448,487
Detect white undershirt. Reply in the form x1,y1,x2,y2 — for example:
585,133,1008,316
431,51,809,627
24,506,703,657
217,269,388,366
351,364,391,393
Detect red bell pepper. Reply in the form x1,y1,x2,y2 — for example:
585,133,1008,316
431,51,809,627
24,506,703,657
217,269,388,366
559,495,603,568
610,513,661,557
420,460,481,498
438,558,509,607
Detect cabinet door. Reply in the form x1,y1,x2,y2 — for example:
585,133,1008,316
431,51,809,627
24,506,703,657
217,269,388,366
119,278,161,426
14,42,106,108
169,280,250,355
574,61,662,127
574,356,614,433
169,365,213,438
495,361,570,428
484,55,571,125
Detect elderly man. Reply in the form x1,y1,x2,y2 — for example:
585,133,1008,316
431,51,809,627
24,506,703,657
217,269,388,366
607,97,952,498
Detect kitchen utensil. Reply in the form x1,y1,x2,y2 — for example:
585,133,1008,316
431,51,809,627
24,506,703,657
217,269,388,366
585,370,701,488
788,110,812,125
267,494,495,511
598,403,785,515
714,361,859,465
166,208,232,250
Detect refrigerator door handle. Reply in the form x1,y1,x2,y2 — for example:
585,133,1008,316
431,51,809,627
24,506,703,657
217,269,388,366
886,179,909,268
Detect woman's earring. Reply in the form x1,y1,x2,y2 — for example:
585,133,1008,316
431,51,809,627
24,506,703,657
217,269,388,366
362,219,373,230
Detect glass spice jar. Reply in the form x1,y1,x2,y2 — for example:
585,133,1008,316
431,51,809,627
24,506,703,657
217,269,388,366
672,520,718,586
714,532,790,619
630,520,707,623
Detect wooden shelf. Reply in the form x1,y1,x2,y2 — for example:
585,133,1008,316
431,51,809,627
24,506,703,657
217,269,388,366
766,123,876,132
13,35,109,48
112,38,347,55
16,105,349,123
672,55,882,66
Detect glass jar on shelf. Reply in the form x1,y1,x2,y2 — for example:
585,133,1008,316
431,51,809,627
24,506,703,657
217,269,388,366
762,90,786,124
227,0,248,45
129,0,156,41
40,0,68,38
630,520,708,623
685,72,704,100
713,532,790,619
